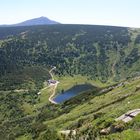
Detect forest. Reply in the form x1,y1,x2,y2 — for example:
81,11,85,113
0,25,140,139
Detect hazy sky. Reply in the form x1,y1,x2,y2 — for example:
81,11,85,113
0,0,140,27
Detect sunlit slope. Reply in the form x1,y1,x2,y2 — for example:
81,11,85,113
45,77,140,139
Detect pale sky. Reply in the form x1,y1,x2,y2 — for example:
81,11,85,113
0,0,140,27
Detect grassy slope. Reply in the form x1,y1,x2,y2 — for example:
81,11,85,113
41,76,140,139
2,75,139,140
13,74,140,139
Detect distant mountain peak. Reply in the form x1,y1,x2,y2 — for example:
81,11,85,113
0,17,60,27
38,16,48,19
14,16,60,26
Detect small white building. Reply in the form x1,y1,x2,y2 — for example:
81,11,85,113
48,79,59,85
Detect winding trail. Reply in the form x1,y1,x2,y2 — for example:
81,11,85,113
48,83,58,104
49,66,56,80
48,66,59,104
37,66,58,104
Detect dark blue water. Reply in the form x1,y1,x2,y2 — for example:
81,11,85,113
53,84,93,103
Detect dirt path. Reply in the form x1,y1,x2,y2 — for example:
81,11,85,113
37,66,58,104
48,66,59,104
49,66,56,80
48,83,58,104
37,85,51,95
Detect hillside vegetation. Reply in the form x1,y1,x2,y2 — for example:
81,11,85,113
1,25,140,83
0,25,140,140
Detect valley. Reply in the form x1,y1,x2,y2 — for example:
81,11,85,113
0,24,140,140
